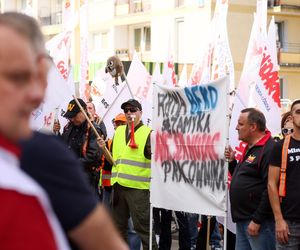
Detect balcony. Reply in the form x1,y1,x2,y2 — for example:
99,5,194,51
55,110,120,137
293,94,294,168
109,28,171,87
39,11,62,26
278,42,300,67
115,0,151,16
268,0,300,12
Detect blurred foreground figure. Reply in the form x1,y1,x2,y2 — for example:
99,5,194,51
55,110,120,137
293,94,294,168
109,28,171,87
0,12,69,249
0,11,128,250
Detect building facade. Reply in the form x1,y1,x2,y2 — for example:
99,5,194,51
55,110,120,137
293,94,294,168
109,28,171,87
1,0,299,104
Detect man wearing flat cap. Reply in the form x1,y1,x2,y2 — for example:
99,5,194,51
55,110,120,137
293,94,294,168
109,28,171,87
54,98,106,194
98,99,157,250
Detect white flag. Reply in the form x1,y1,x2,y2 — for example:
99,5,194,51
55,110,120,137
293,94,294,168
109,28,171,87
46,30,72,80
163,35,177,86
30,64,73,133
229,0,280,161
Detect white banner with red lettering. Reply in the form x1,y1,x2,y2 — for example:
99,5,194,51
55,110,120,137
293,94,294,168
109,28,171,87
30,64,73,133
46,30,72,81
163,34,177,86
229,1,281,161
151,77,228,215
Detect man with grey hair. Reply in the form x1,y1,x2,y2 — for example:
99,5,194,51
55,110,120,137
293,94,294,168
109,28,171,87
0,11,69,249
0,12,127,250
225,108,276,250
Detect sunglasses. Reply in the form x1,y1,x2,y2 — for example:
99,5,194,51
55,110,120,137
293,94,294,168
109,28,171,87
123,107,139,113
282,128,293,135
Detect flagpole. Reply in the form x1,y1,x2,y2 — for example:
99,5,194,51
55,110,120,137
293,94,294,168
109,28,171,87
101,82,128,121
223,74,231,250
122,72,134,99
149,204,153,250
149,81,156,250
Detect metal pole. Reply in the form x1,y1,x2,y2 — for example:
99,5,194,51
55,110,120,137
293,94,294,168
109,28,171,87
223,74,231,250
149,204,153,250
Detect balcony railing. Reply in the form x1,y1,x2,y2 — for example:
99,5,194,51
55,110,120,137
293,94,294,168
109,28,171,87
278,42,300,66
115,0,151,15
280,42,300,53
268,0,300,8
39,11,62,26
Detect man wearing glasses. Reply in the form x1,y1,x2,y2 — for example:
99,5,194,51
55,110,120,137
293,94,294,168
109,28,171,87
98,99,158,250
268,99,300,249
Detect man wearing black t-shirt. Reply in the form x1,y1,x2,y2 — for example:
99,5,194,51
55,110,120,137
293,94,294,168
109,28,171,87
225,108,275,250
268,99,300,249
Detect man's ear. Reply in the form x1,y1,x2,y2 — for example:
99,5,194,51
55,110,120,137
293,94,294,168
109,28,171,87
250,123,257,132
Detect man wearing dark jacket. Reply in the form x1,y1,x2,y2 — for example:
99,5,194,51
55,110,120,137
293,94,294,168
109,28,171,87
225,108,275,250
54,98,106,193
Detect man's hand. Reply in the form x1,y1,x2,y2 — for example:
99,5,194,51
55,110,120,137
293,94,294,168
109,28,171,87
276,218,289,244
247,221,261,236
224,145,235,162
97,135,106,149
53,120,61,134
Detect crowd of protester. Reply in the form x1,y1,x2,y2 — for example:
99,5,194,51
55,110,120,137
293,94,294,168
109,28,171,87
1,11,300,250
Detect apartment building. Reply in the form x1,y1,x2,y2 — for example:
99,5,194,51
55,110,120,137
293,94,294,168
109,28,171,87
1,0,299,103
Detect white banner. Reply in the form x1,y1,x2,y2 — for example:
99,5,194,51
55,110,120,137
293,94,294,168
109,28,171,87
229,0,280,161
79,0,90,101
163,35,177,86
151,77,228,216
46,30,72,80
30,64,73,133
96,54,153,138
254,16,281,135
100,82,132,139
63,0,77,31
211,0,234,93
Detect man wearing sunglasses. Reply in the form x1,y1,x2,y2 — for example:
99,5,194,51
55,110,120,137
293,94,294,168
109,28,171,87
98,99,158,250
268,99,300,249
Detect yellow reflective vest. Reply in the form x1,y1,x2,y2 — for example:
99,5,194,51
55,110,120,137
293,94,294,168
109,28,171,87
111,124,151,190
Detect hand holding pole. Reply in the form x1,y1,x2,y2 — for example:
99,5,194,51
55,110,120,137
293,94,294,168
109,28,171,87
72,95,116,166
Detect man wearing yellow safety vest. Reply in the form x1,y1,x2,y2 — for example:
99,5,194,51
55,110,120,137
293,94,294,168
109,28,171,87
98,99,158,250
99,113,126,209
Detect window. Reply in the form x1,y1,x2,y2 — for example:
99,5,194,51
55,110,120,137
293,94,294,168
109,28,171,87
275,21,284,49
176,18,185,63
38,0,63,26
21,0,34,16
133,0,142,12
115,0,129,4
144,27,151,51
134,28,142,52
175,0,185,7
92,31,109,51
268,0,280,7
133,26,151,52
128,0,150,13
